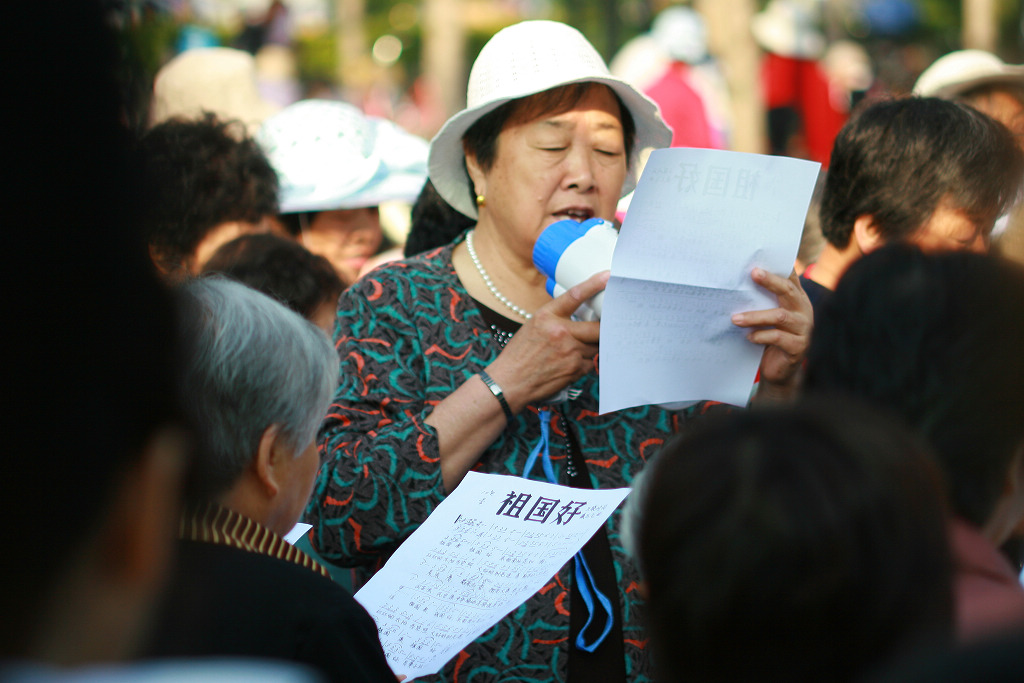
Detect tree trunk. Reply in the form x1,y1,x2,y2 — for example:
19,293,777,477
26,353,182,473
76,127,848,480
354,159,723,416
334,0,368,90
697,0,765,153
423,0,467,119
963,0,997,52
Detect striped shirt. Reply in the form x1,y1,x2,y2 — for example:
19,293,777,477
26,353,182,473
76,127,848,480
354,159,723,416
180,502,330,580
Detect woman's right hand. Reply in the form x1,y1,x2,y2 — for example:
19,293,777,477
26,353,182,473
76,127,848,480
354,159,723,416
485,270,609,411
426,270,608,493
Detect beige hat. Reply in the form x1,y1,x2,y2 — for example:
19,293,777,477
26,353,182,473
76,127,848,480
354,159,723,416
151,47,280,133
428,20,671,219
913,50,1024,99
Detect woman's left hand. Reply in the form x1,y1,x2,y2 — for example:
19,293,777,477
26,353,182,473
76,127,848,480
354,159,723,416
730,268,813,403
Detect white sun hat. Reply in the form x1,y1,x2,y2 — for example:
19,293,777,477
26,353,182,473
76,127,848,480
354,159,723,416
428,20,671,219
913,50,1024,99
257,99,428,214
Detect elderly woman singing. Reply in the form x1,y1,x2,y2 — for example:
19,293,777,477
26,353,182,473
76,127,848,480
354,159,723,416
307,20,812,683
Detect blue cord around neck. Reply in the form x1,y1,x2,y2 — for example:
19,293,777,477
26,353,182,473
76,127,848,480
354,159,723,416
523,409,614,652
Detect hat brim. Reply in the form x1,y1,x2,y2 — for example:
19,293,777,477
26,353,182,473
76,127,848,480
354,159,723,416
280,167,426,213
919,69,1024,99
428,75,671,219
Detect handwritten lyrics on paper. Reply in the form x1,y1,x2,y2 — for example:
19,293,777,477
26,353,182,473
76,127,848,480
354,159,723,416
353,472,630,681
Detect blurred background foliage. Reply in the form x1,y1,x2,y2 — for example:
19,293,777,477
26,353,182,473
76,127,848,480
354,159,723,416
117,0,1024,133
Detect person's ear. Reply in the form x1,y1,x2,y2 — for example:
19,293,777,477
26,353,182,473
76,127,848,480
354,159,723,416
254,424,289,499
98,425,188,584
463,142,488,199
1004,445,1024,501
147,245,181,281
852,215,885,254
33,426,188,665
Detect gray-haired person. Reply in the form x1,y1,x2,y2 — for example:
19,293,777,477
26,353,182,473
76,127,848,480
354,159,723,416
141,277,396,683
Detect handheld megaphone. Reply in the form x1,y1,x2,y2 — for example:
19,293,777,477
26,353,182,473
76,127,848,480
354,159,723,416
532,218,618,321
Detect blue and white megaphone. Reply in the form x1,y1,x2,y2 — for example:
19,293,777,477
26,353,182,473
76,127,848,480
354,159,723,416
532,218,618,321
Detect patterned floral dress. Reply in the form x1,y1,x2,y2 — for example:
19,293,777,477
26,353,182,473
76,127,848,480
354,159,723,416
306,235,697,682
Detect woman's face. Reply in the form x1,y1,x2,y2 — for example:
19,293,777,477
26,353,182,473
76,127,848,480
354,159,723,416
468,85,628,253
301,207,383,285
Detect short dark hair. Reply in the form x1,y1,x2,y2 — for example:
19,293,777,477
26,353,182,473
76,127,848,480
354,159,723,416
638,399,953,683
805,244,1024,527
202,233,343,321
819,97,1022,248
462,82,637,209
138,113,279,276
404,179,476,256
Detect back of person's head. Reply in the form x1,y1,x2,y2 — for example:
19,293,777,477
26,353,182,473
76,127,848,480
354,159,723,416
819,97,1022,249
202,233,343,331
404,178,476,257
805,245,1024,530
177,277,337,501
637,399,954,683
139,114,279,279
3,0,186,663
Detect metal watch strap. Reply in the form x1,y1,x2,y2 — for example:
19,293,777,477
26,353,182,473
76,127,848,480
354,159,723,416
478,370,514,421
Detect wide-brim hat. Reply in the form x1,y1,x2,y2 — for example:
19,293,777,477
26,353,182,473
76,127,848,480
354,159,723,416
428,20,671,219
913,49,1024,99
257,99,428,214
151,47,280,135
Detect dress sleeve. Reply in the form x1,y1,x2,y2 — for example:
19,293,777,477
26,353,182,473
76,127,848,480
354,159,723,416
306,269,452,568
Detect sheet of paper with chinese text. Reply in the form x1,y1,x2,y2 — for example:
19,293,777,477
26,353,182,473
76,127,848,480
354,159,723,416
353,471,630,681
600,148,820,413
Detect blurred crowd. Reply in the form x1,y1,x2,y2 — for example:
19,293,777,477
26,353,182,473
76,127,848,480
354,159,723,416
6,1,1024,682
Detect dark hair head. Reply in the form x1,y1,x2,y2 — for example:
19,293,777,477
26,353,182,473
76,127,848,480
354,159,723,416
805,244,1024,527
138,113,279,276
638,399,953,683
2,0,184,656
820,97,1022,248
202,233,342,320
461,82,637,209
404,179,476,256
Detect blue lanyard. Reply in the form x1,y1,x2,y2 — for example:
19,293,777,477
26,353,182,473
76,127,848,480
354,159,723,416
522,409,614,652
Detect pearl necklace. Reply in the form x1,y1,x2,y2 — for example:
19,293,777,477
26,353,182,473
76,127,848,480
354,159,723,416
465,230,533,320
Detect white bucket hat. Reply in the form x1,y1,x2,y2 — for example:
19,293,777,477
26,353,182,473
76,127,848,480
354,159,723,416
428,20,671,219
913,50,1024,99
257,99,429,214
151,47,280,134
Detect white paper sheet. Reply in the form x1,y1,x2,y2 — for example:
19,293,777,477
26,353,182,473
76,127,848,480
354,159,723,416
283,522,312,545
600,148,820,413
353,471,631,681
